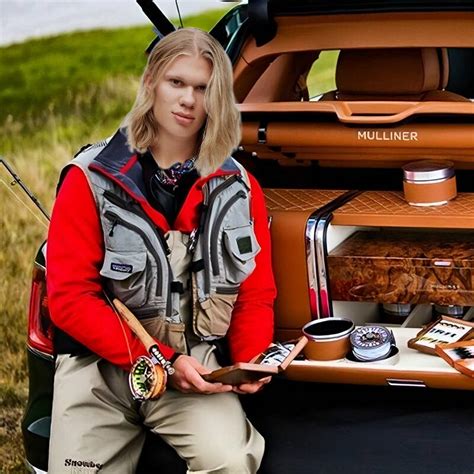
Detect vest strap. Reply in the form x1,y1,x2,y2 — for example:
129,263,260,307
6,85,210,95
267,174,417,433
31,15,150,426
191,259,205,273
170,281,184,294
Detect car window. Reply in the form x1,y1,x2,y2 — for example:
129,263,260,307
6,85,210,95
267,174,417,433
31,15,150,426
447,48,474,100
305,47,473,102
307,50,339,100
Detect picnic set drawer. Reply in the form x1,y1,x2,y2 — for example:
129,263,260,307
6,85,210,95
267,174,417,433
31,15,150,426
264,188,474,390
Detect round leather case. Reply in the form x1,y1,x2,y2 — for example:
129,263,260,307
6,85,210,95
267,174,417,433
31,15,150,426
302,318,354,361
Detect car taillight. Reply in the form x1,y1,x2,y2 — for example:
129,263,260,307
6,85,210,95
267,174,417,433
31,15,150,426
28,263,54,356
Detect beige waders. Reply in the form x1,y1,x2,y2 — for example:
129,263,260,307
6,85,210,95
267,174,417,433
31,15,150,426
48,232,264,473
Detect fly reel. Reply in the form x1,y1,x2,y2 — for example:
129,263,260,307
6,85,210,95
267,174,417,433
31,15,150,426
129,356,167,401
350,326,394,361
112,298,176,401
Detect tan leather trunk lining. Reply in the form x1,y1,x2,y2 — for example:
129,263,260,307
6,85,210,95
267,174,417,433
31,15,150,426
332,191,474,228
264,189,347,329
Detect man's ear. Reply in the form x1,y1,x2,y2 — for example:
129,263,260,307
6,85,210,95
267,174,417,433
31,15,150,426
144,73,153,90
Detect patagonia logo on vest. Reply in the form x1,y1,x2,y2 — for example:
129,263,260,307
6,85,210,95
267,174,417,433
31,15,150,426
110,262,133,273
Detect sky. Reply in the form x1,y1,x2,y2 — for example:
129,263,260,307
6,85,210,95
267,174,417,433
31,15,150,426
0,0,241,46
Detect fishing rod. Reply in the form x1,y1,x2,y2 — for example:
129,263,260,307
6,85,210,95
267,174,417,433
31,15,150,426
0,156,50,222
136,0,180,33
174,0,183,28
2,156,171,399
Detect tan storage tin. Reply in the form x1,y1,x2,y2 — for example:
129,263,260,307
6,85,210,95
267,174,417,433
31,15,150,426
403,160,457,206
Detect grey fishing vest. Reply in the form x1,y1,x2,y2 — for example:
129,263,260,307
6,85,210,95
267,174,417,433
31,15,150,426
66,138,260,353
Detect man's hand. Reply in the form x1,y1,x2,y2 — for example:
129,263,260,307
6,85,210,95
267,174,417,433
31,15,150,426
232,376,272,395
169,355,233,394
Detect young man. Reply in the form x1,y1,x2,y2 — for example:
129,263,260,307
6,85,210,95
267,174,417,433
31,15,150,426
47,28,276,473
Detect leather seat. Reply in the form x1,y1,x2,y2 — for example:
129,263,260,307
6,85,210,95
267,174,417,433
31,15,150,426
321,48,469,101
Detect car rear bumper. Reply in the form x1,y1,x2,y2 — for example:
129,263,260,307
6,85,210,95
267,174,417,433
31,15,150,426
22,347,54,472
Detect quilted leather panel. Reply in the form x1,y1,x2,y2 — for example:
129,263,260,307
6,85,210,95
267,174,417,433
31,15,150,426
264,189,346,212
333,191,474,229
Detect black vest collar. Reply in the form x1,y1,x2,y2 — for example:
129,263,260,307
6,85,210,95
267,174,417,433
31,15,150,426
90,128,147,200
89,128,240,200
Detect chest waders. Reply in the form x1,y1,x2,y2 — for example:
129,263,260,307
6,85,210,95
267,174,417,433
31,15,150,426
64,132,260,354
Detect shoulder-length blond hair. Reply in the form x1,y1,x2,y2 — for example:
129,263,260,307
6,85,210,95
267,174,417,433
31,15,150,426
124,28,241,176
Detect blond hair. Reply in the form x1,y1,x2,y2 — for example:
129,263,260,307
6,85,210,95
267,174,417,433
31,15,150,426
124,28,241,176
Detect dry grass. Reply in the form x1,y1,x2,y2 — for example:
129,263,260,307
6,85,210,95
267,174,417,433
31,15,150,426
0,75,138,472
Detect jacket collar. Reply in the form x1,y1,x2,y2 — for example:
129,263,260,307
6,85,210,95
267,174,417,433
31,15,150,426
88,128,240,231
89,129,146,200
90,128,239,193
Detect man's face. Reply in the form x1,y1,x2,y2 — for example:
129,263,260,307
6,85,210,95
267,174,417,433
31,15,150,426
151,54,212,145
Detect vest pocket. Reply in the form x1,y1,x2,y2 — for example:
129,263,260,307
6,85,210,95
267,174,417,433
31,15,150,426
194,293,238,339
100,250,148,308
103,211,166,298
222,224,261,284
141,317,187,354
191,274,237,339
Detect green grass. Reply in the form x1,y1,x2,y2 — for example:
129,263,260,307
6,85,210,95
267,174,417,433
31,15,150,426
307,50,339,98
0,8,230,154
0,8,229,123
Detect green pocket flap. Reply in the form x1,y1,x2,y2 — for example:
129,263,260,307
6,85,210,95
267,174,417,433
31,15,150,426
223,225,261,263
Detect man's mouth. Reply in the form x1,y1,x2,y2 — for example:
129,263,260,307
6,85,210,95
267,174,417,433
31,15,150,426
173,112,195,124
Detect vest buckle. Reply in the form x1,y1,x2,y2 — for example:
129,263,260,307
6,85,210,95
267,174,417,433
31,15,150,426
187,228,198,253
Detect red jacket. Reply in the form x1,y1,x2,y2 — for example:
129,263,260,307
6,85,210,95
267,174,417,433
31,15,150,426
47,153,276,371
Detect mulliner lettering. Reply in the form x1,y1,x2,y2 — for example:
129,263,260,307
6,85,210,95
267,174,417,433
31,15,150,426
64,459,103,470
357,130,418,141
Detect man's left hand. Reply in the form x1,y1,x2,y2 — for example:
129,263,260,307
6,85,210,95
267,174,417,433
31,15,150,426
232,376,272,394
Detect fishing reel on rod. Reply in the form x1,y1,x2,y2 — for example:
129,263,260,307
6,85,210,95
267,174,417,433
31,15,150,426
112,298,175,401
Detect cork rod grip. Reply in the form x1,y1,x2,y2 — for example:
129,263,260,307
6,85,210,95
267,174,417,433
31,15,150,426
112,298,155,351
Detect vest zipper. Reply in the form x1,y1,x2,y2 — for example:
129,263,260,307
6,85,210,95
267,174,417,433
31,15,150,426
201,174,240,295
210,190,247,276
103,191,171,255
104,210,164,297
103,192,178,318
109,221,118,237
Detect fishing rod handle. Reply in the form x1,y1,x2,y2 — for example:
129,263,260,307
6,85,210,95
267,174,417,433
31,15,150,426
112,298,156,350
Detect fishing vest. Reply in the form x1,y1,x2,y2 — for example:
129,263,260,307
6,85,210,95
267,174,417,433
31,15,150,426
64,130,260,353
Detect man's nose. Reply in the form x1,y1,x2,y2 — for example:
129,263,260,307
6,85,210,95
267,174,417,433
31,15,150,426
180,87,195,108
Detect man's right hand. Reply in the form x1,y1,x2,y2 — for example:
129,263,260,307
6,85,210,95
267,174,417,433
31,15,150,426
169,355,233,394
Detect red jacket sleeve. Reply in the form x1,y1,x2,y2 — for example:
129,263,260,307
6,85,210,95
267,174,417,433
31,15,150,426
47,166,175,371
227,173,276,363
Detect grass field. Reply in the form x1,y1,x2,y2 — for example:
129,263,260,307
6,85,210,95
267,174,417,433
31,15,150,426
0,7,334,472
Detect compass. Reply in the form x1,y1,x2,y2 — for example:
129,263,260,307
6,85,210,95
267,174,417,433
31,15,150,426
350,326,394,361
